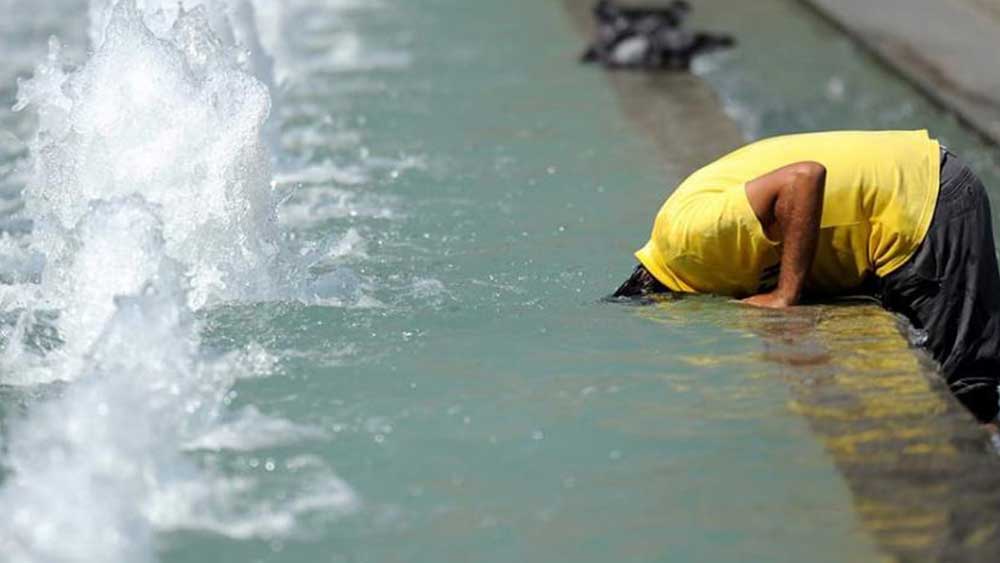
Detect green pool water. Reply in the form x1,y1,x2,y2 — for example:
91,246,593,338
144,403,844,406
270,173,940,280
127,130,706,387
189,0,895,560
3,0,1000,561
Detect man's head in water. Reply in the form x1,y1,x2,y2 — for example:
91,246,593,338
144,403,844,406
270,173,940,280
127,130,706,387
613,264,668,298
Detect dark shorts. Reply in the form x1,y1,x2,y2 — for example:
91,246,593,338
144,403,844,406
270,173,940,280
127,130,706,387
878,148,1000,423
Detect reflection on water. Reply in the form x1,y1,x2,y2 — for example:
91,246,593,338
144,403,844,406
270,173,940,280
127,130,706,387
641,299,1000,561
777,306,1000,561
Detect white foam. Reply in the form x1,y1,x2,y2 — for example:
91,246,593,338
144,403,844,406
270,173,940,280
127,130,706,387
0,226,201,563
278,159,372,187
278,187,397,230
18,6,281,309
322,33,413,72
0,277,357,561
184,405,328,452
256,0,411,89
0,1,360,560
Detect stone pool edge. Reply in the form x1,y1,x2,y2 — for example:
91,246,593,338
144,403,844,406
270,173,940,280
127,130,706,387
800,0,1000,147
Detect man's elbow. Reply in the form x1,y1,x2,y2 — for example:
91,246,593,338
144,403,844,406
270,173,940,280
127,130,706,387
791,161,827,185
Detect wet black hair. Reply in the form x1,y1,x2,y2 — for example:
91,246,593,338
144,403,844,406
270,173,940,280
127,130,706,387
612,263,669,298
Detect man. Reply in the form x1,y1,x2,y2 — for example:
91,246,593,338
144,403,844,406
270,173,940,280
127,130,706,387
615,130,1000,424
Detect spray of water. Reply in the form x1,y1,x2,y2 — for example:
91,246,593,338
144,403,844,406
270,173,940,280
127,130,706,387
0,1,358,560
21,0,280,311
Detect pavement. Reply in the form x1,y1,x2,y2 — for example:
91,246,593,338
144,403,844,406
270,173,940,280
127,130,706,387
801,0,1000,145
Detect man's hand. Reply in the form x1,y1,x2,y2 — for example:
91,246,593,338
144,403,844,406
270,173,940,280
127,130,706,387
741,291,794,309
742,161,827,308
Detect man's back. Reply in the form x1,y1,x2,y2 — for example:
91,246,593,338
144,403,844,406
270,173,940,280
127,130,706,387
636,130,940,296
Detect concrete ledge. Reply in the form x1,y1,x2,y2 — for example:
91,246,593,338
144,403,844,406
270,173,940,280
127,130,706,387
801,0,1000,146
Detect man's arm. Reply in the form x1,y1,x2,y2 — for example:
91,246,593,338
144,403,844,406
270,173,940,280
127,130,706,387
741,161,826,308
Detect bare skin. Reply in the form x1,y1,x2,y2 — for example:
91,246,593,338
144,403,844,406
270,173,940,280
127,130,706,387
740,161,827,308
735,162,1000,437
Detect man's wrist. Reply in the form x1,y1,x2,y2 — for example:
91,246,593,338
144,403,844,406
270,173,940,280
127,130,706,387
771,286,800,306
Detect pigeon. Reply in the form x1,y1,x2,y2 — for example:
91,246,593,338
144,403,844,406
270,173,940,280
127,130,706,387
581,0,734,70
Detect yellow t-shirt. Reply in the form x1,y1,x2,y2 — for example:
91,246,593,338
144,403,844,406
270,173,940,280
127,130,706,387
635,130,941,297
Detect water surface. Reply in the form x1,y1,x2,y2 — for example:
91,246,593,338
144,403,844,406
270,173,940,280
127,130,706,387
1,0,998,562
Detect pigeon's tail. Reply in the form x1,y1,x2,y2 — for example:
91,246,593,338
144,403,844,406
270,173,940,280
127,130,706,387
693,32,737,52
580,45,601,63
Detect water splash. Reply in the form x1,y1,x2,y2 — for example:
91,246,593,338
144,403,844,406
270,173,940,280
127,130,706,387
18,1,280,312
89,0,281,148
0,1,358,560
0,241,356,561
